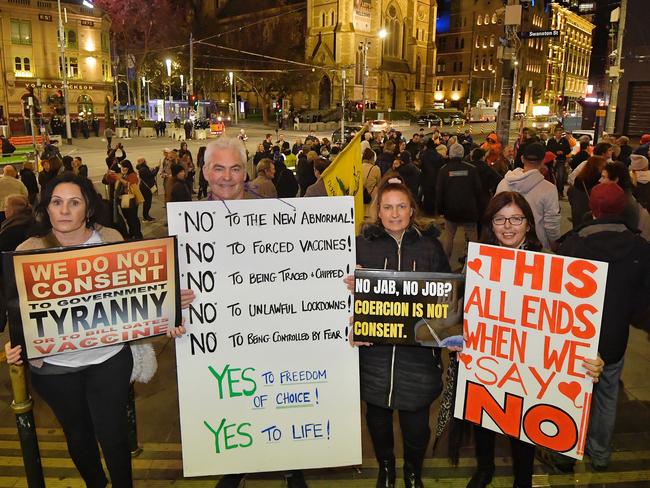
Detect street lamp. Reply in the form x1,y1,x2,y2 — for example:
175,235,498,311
141,76,151,118
359,29,389,124
228,71,237,124
57,0,74,143
180,74,184,100
165,58,172,101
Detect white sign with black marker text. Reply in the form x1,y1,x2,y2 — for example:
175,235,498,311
168,196,361,477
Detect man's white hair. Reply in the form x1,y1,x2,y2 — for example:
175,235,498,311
204,136,247,168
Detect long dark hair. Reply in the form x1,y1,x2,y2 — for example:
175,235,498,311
197,146,207,168
33,173,103,236
480,191,542,250
120,159,135,175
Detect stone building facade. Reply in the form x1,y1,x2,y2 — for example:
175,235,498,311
0,0,113,135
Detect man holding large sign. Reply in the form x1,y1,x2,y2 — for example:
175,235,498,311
168,137,360,487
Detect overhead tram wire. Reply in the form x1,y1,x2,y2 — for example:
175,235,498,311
196,40,337,73
129,4,307,56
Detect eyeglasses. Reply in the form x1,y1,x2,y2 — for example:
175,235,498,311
492,216,526,226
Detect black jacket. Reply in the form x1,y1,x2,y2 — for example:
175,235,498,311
396,162,421,199
19,168,38,195
436,158,482,222
420,148,446,215
356,224,450,410
546,137,572,163
469,159,502,214
273,160,299,198
559,218,650,364
296,155,316,196
137,163,159,189
376,151,396,176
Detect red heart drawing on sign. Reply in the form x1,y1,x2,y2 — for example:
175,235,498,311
458,353,473,369
467,258,484,278
559,381,582,408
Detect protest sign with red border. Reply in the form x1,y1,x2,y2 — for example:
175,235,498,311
4,237,180,360
454,243,608,460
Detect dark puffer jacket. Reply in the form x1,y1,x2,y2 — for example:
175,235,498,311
356,223,450,411
558,218,650,364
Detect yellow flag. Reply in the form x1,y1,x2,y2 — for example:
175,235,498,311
321,128,366,234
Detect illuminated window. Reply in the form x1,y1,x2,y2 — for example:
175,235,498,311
477,15,482,26
437,60,446,73
384,3,403,58
492,13,497,24
102,59,112,81
11,19,31,45
101,31,110,52
59,56,80,78
489,35,495,47
436,79,443,91
14,56,32,73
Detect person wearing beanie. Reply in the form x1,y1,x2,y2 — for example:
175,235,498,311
435,142,482,259
632,134,650,157
555,182,650,472
630,154,650,210
496,142,561,250
167,163,192,203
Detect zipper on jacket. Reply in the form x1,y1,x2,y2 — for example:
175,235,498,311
387,234,403,408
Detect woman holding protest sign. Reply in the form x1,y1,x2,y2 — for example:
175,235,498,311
4,173,193,488
349,175,450,488
116,160,144,240
465,191,604,488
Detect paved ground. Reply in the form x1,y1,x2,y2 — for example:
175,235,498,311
0,123,649,487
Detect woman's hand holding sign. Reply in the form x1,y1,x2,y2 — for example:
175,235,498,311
583,355,604,383
4,343,22,365
166,288,197,339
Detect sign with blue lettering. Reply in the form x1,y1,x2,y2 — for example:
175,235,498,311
168,197,361,476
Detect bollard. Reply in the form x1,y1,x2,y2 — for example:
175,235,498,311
9,363,45,488
126,383,142,457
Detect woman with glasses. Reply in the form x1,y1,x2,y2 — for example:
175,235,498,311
466,191,604,488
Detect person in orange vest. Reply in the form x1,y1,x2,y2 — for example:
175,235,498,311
480,132,503,166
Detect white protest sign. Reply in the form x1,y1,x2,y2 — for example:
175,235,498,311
454,243,607,460
168,196,361,477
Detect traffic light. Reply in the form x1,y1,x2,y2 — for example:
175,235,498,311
519,87,526,104
190,95,198,110
277,98,283,113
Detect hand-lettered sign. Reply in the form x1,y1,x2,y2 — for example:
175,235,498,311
454,243,607,460
167,196,361,477
353,270,465,347
4,237,180,359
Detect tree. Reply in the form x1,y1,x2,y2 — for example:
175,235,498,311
94,0,192,117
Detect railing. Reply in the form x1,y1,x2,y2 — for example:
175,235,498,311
8,0,31,5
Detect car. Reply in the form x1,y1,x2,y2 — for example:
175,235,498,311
570,129,595,144
526,115,560,131
417,113,442,127
331,125,363,144
448,113,466,126
369,119,390,132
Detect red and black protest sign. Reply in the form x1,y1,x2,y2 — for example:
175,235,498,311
3,237,181,359
353,269,464,347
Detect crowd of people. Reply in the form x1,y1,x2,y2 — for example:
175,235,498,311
1,123,650,488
